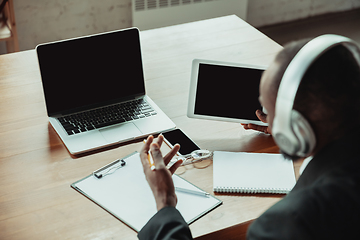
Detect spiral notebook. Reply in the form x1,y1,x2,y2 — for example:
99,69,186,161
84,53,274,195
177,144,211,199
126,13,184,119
71,152,222,232
213,151,296,194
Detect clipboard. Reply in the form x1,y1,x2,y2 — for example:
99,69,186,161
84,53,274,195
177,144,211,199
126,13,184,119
71,152,222,232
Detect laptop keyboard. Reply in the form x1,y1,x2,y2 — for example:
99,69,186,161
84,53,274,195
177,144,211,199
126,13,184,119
58,99,157,135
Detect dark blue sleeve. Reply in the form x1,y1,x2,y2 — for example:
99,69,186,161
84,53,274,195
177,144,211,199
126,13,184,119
138,206,193,240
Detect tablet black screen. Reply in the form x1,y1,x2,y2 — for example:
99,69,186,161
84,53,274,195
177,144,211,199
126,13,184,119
194,63,264,121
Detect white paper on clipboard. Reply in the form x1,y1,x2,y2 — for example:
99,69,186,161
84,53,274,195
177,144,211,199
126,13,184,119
71,152,222,232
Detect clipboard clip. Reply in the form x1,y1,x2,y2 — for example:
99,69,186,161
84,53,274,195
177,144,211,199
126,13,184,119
93,159,126,179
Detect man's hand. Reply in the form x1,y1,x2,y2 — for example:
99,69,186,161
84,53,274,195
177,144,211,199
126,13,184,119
140,135,183,211
241,109,271,134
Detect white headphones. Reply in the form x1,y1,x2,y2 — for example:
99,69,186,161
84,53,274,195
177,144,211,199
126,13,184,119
272,34,360,157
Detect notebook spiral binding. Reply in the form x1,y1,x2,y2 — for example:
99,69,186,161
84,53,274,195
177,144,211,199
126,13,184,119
213,186,290,194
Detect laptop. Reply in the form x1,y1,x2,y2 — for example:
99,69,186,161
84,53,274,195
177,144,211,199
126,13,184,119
36,27,176,155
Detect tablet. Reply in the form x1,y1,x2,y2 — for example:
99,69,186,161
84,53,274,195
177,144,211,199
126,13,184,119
187,59,268,126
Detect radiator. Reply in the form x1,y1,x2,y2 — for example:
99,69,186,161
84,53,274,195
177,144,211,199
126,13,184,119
132,0,248,30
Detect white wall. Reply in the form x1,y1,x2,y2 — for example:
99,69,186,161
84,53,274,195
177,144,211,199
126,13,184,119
132,0,248,30
0,0,132,53
247,0,360,27
2,0,360,54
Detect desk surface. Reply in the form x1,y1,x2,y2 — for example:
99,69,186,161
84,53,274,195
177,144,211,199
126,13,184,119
0,15,295,239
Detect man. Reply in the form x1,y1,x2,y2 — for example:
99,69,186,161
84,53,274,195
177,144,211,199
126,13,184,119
138,35,360,239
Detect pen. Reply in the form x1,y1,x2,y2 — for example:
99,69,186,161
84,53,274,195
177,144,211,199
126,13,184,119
147,152,156,170
143,140,156,170
175,187,210,198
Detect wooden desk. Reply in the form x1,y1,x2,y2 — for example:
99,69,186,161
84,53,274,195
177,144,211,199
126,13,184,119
0,15,294,239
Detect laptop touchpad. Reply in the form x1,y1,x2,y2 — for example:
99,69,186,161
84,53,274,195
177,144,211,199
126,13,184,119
100,123,141,143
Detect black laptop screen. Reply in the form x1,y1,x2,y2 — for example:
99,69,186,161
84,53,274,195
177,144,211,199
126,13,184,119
37,28,145,116
194,63,264,121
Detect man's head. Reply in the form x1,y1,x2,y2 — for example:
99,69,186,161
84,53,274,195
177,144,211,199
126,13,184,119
259,36,360,159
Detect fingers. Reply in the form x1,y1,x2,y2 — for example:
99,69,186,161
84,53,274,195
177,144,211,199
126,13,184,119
164,144,180,165
241,109,270,134
141,135,181,173
168,159,183,175
247,123,269,134
140,135,154,170
150,141,166,169
241,123,270,134
256,109,267,123
153,134,164,148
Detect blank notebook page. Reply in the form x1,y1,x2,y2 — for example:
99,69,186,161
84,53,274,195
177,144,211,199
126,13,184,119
213,151,296,194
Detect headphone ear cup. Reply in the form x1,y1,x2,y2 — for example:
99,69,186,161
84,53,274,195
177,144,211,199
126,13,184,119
290,110,316,156
273,131,298,156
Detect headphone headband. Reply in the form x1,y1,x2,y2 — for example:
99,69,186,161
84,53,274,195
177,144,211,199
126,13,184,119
272,34,360,157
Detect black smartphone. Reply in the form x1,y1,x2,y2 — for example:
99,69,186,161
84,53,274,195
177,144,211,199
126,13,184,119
162,129,200,156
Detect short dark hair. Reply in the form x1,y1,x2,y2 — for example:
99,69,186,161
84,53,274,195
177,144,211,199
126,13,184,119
274,38,360,145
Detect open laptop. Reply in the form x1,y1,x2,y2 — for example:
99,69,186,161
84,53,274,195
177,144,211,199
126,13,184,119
36,27,176,155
